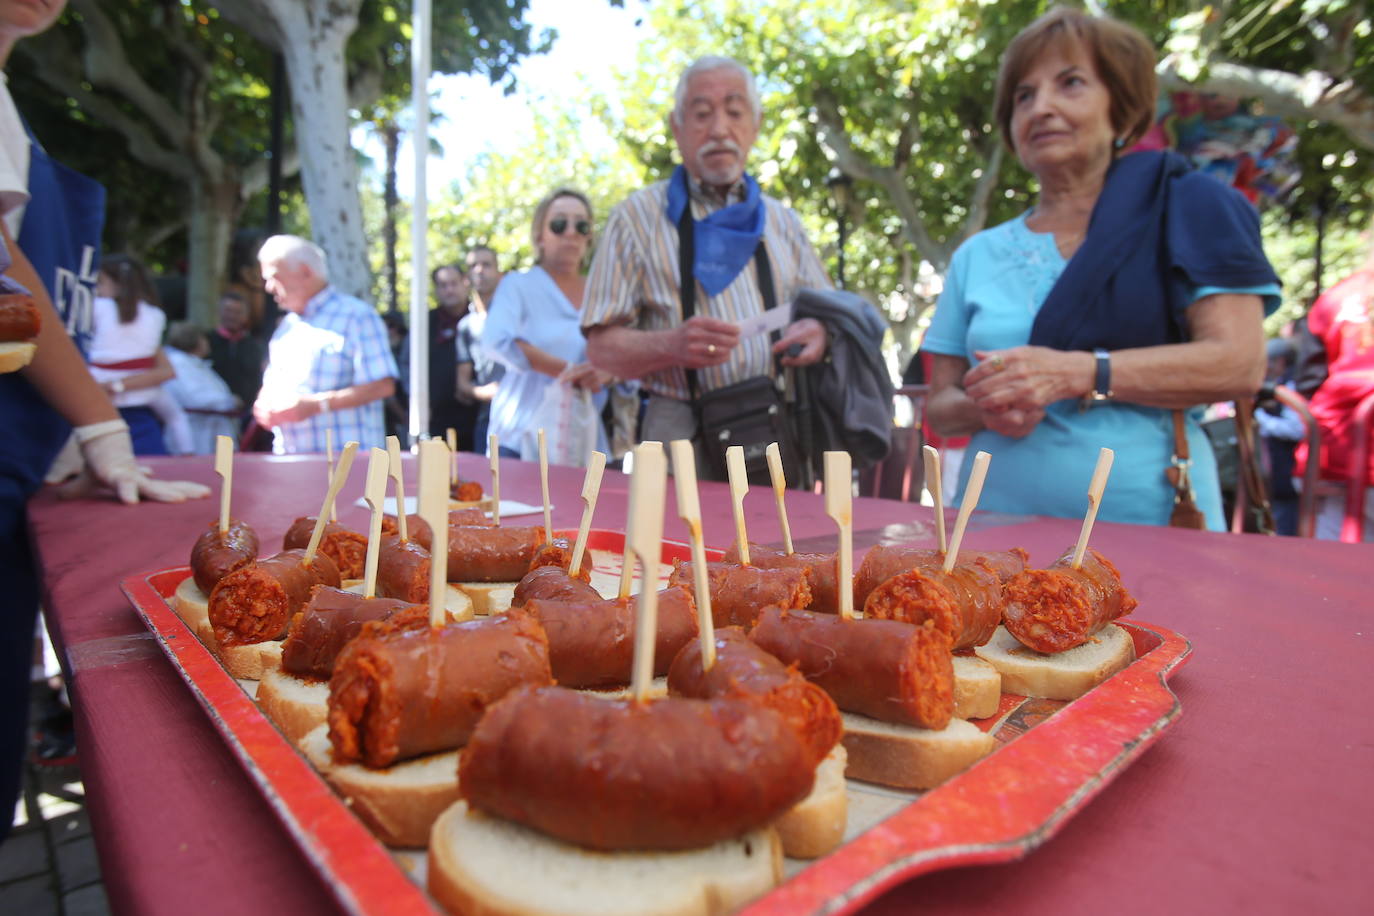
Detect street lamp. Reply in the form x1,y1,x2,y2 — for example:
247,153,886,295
826,168,854,289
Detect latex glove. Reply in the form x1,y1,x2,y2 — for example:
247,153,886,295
56,420,210,504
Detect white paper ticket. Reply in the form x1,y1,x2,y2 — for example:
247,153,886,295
735,303,794,339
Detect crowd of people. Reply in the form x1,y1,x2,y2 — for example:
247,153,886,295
4,0,1374,843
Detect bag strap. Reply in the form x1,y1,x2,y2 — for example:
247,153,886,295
1233,397,1277,534
676,181,778,403
1167,409,1195,500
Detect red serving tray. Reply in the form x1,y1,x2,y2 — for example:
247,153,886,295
122,528,1191,916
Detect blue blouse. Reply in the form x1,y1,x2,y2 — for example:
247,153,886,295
923,212,1279,529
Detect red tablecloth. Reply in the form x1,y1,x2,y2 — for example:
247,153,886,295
26,454,1373,915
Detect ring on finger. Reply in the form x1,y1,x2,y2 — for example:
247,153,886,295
707,343,717,355
988,354,1005,372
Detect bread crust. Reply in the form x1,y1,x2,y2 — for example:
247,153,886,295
0,341,36,374
257,668,329,744
455,581,516,616
427,801,782,916
974,624,1135,700
840,713,995,790
952,655,1002,720
173,577,210,628
774,744,847,859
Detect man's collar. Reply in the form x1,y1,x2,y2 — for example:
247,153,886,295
301,285,333,319
215,325,247,342
685,171,748,208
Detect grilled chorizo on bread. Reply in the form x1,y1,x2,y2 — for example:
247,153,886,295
667,561,812,628
1002,547,1137,654
282,517,368,580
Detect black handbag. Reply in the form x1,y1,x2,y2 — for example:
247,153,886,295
677,193,802,484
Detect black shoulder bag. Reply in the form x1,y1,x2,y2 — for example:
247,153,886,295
678,199,800,484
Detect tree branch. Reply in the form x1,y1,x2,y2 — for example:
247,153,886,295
1157,55,1374,151
962,141,1004,242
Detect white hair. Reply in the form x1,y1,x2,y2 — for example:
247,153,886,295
257,234,328,281
671,56,761,127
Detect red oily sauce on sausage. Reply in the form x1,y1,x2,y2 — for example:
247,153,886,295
863,562,1003,649
1002,547,1138,654
208,549,341,647
668,626,841,768
668,561,812,628
749,606,954,730
523,586,697,688
327,610,552,768
459,685,814,851
189,518,260,594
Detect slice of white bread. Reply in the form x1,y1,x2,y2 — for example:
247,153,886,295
952,655,1002,720
974,623,1135,701
342,581,476,622
257,668,330,744
427,800,782,916
192,616,280,680
299,724,461,849
840,713,996,790
774,744,847,859
0,341,36,374
456,581,516,616
173,578,210,628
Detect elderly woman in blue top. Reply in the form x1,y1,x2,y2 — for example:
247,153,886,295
482,187,614,459
923,8,1279,530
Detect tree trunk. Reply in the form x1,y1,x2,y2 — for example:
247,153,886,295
186,176,243,328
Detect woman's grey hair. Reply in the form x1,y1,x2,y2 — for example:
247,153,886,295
166,321,206,353
530,187,594,265
257,234,328,281
671,56,761,127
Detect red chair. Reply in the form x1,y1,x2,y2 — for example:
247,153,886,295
858,385,928,502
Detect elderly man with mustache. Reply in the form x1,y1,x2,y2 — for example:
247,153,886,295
582,56,832,476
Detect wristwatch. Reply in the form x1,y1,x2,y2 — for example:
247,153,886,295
110,378,125,394
1081,348,1112,409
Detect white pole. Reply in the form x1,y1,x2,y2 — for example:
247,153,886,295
407,0,433,445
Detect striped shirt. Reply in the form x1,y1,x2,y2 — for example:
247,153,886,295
259,285,398,453
582,177,830,400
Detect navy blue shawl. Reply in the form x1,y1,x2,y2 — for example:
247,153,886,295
1029,151,1278,351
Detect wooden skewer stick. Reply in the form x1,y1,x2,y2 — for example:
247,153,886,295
538,428,553,545
1071,448,1115,570
765,442,794,555
361,447,389,599
923,445,947,554
619,440,661,600
725,445,750,566
671,439,716,670
446,428,458,488
303,441,358,567
386,435,408,542
325,428,338,522
628,442,668,702
488,434,502,526
569,451,606,579
418,439,451,629
824,451,855,620
214,434,233,534
942,450,991,575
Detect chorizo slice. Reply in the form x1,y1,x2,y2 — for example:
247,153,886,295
189,518,260,594
668,626,841,768
853,544,1029,611
863,562,1003,649
1002,547,1138,654
282,516,368,580
327,610,552,769
523,586,697,688
723,542,841,614
0,292,40,342
749,606,953,730
376,535,431,604
668,561,812,628
459,685,814,851
280,586,422,680
208,549,341,647
510,564,600,609
451,479,484,502
379,513,434,548
526,537,593,582
446,525,544,582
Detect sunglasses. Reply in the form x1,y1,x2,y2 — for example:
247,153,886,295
549,217,591,237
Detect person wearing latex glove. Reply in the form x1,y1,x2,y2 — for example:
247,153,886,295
46,418,211,504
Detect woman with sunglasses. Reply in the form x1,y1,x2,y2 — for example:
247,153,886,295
482,187,615,460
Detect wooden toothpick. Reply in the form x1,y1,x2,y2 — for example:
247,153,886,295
766,442,794,555
418,439,450,629
488,434,502,526
619,441,662,599
923,445,946,554
361,447,389,599
627,442,668,702
446,428,458,488
671,439,715,670
214,435,233,534
824,451,854,620
538,428,552,545
303,441,358,567
386,435,408,542
725,445,750,566
943,450,991,575
569,451,606,578
1071,448,1115,570
325,428,338,522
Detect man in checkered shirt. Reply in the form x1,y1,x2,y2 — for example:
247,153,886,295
251,235,398,453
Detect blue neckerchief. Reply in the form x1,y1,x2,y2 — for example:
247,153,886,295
665,165,765,297
1029,150,1278,351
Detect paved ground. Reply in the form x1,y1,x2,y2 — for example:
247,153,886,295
0,684,109,916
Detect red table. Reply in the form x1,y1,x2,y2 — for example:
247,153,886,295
26,453,1373,915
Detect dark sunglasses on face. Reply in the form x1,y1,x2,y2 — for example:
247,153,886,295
549,217,591,236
